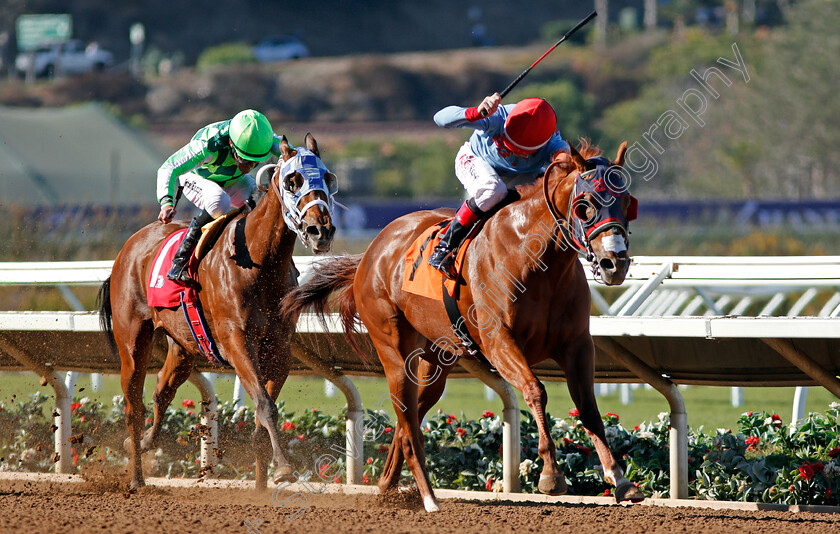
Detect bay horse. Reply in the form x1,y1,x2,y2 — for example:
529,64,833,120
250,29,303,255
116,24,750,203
281,140,643,511
98,134,337,490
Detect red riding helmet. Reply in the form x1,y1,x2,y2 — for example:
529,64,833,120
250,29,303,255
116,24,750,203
502,98,557,155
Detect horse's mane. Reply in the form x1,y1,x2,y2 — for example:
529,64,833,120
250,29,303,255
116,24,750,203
516,138,603,200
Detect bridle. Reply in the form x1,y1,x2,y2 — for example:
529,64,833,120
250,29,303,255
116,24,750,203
256,148,337,248
541,158,632,283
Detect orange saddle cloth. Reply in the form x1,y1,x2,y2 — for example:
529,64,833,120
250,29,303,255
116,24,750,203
401,220,473,301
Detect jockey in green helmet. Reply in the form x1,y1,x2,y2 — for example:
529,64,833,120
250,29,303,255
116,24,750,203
156,109,282,286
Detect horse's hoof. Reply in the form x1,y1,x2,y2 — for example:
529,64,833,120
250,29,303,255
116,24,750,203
614,482,645,503
272,465,296,484
423,494,441,513
538,473,568,496
129,478,145,491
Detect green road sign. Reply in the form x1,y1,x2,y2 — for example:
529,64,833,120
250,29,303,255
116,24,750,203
16,14,72,51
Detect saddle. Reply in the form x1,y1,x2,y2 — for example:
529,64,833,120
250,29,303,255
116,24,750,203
146,209,243,367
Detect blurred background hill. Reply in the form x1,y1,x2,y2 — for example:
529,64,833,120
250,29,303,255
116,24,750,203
0,0,837,262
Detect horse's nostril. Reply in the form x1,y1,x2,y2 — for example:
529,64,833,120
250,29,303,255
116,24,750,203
306,226,320,236
599,258,616,273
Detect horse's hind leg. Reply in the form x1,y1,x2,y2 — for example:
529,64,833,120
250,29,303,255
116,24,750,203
372,323,441,512
116,319,154,490
139,337,196,453
378,356,452,493
560,334,644,503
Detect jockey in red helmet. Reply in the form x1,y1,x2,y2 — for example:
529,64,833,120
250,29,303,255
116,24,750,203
428,93,569,279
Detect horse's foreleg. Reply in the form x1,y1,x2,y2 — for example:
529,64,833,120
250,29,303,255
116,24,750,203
254,337,293,491
562,336,644,503
490,334,565,496
117,320,154,490
227,342,294,491
141,339,195,453
378,357,452,493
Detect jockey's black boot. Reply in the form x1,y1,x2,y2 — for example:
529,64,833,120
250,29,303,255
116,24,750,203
167,211,213,287
428,199,484,280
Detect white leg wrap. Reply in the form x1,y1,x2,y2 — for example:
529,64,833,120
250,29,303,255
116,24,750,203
423,494,441,513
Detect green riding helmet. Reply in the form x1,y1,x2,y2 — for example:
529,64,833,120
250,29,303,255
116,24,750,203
229,109,274,161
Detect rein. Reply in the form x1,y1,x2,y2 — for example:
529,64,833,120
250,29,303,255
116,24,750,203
541,160,596,262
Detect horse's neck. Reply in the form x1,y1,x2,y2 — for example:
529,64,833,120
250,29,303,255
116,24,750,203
241,187,297,270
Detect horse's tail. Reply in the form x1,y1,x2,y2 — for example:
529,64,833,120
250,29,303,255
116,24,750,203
281,254,367,361
96,276,118,357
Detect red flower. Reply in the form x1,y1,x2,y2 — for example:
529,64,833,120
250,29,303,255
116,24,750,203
563,437,574,445
363,473,370,484
813,461,825,473
482,410,495,418
771,414,783,428
72,454,79,466
634,425,639,431
145,417,152,424
747,411,753,416
319,463,331,476
367,457,373,464
333,475,341,483
605,412,620,420
296,434,306,442
602,488,611,496
70,402,82,412
182,399,195,409
829,447,840,459
828,489,833,499
456,427,467,438
789,485,796,492
745,436,760,450
569,408,579,417
281,421,296,431
379,445,389,453
485,477,493,491
449,414,456,420
578,446,591,456
446,418,453,424
383,427,392,434
236,420,248,432
799,463,815,481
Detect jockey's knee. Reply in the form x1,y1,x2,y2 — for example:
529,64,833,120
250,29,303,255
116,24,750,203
204,195,231,218
473,181,507,212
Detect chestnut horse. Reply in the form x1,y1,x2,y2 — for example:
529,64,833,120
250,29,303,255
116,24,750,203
282,140,643,511
98,134,336,490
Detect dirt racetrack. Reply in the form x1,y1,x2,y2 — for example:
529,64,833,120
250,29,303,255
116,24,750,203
1,475,838,534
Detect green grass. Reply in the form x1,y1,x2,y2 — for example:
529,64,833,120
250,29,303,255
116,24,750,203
1,371,836,431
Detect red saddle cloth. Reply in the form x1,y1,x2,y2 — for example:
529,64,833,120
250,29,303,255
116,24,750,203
147,228,193,308
401,220,474,301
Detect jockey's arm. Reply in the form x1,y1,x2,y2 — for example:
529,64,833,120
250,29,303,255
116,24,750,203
156,139,212,209
434,93,502,130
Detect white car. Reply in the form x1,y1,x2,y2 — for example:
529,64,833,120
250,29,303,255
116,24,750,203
15,40,113,78
252,36,310,63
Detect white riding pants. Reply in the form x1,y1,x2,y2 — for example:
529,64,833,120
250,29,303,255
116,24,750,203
455,143,509,212
179,172,256,218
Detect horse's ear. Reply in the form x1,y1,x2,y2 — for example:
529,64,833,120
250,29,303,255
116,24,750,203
569,143,588,172
304,132,320,158
279,135,294,161
615,141,628,168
